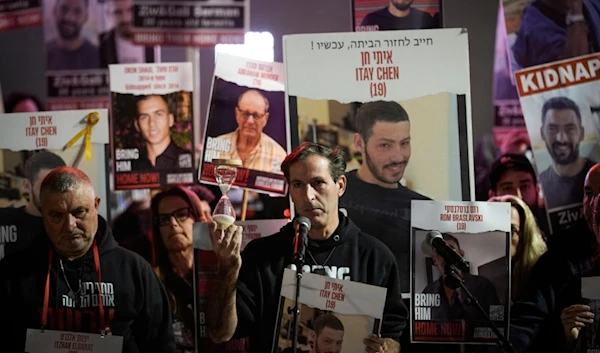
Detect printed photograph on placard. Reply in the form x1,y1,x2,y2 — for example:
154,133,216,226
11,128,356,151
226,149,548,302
193,219,288,352
283,28,473,297
109,62,195,190
274,269,386,353
200,53,289,196
99,0,156,67
0,0,42,32
42,0,110,110
410,200,511,344
131,0,249,47
503,0,600,72
514,53,600,233
354,0,440,32
0,109,110,262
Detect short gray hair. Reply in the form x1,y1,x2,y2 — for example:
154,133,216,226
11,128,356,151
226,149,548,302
40,166,93,202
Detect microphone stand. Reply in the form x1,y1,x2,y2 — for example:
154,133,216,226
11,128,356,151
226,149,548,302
444,264,517,353
288,241,306,353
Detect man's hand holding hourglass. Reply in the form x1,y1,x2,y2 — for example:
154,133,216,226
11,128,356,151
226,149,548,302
209,222,243,270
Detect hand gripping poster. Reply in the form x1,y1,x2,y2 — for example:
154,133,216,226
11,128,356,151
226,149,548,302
0,109,109,261
353,0,440,32
193,219,289,352
410,200,511,344
200,53,289,196
274,268,387,353
109,62,195,190
283,28,474,298
514,53,600,233
132,0,249,47
0,0,42,32
580,266,600,353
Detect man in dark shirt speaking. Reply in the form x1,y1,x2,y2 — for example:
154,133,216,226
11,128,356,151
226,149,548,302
359,0,437,31
131,94,191,171
46,0,100,70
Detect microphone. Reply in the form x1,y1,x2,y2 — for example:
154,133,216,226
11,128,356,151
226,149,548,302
425,231,469,273
293,216,311,265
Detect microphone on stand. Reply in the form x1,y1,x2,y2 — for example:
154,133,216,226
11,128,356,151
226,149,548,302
293,216,310,265
290,216,311,353
425,230,469,273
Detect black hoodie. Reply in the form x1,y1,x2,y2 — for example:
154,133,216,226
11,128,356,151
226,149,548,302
233,212,408,353
0,215,176,353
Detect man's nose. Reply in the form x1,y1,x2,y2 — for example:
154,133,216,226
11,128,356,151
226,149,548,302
556,130,568,142
63,214,77,232
515,188,523,199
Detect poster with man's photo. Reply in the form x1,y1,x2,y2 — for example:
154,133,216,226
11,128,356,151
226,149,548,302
353,0,440,32
502,0,599,73
515,53,600,233
410,200,511,344
283,28,474,298
42,0,155,111
200,53,289,196
109,62,195,190
193,219,289,352
274,268,386,353
0,109,110,261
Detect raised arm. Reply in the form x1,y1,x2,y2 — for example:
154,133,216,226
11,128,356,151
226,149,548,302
207,223,243,344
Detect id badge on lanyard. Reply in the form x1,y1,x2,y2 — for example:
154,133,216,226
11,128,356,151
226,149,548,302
24,240,124,353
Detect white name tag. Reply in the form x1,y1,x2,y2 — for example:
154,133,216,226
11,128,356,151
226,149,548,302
25,329,123,353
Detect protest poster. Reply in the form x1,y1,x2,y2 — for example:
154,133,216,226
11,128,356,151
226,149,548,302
43,0,155,111
283,28,474,297
200,53,289,196
274,268,386,353
353,0,439,32
132,0,249,47
0,109,110,261
503,0,600,72
0,0,42,32
109,62,195,190
514,53,600,233
193,218,289,352
410,200,511,344
42,0,108,110
493,1,529,151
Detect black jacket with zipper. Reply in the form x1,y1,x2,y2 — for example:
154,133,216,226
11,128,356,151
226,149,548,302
0,215,176,353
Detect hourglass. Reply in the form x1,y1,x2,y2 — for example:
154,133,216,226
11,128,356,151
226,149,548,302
212,159,242,229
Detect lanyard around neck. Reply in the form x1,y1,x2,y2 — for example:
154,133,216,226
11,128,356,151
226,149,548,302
41,240,110,334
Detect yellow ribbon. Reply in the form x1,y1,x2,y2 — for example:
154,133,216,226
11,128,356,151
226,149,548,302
64,111,100,161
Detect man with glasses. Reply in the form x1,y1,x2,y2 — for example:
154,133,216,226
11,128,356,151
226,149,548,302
214,89,287,173
131,94,192,171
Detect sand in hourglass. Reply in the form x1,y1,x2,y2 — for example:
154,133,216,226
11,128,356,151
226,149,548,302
214,214,236,229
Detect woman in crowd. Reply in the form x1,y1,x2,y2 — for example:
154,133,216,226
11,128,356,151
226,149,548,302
490,194,547,301
151,186,211,353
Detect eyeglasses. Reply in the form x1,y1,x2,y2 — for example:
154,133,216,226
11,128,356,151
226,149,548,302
237,107,267,121
156,207,193,227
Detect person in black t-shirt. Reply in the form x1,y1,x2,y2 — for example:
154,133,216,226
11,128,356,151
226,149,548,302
538,96,595,210
206,142,406,353
340,101,429,297
358,0,438,31
131,94,192,171
0,151,66,261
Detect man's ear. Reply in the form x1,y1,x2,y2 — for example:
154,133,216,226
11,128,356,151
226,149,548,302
133,119,140,132
94,196,101,210
353,133,365,154
337,175,347,197
23,178,31,193
459,249,465,257
168,113,175,127
488,190,495,199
